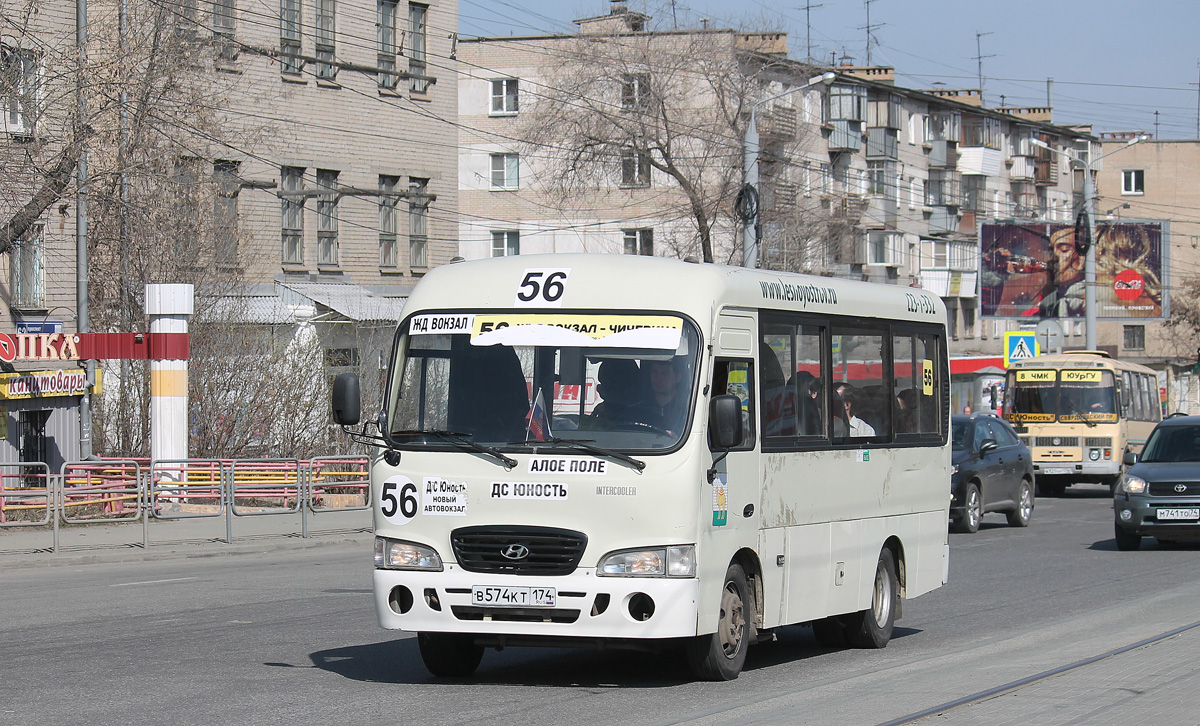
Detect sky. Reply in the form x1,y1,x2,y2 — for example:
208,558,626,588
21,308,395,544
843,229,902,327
457,0,1200,139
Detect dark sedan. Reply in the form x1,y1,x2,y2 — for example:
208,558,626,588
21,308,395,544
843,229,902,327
950,414,1036,533
1114,416,1200,551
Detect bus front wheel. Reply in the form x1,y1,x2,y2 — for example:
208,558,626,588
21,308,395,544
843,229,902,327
844,548,899,649
686,563,752,680
417,632,484,677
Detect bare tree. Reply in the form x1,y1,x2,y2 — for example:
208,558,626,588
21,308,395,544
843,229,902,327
519,28,766,263
515,21,863,268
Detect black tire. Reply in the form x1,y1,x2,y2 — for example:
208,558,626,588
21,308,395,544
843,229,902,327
1006,480,1034,527
1114,523,1142,552
811,616,848,648
685,563,751,680
844,548,899,649
953,483,982,534
417,632,484,677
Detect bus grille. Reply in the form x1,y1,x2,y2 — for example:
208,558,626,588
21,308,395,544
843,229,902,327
450,525,587,575
1084,437,1112,448
1035,437,1080,447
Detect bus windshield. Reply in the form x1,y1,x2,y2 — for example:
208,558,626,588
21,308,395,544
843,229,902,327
1005,369,1118,424
385,312,700,451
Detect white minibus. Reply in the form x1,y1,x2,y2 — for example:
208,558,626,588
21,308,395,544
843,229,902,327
332,254,951,680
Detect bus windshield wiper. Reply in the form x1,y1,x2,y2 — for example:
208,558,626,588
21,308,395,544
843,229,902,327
1061,398,1097,428
509,437,646,472
392,429,517,468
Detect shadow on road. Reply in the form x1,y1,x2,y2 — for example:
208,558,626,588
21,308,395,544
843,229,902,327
304,624,916,685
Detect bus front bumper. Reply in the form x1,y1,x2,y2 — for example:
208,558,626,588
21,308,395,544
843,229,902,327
373,567,701,640
1033,460,1120,478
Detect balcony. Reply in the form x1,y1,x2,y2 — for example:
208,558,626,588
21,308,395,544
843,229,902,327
828,120,862,152
758,106,798,141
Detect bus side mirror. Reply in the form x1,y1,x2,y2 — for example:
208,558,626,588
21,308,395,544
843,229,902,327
1123,451,1138,466
710,394,744,449
332,372,362,426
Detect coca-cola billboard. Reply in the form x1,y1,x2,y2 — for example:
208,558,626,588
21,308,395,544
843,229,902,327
979,221,1167,320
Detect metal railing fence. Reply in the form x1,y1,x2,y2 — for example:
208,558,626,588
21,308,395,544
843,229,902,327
0,456,371,553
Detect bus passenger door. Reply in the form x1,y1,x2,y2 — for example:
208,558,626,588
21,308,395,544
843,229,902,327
708,315,772,623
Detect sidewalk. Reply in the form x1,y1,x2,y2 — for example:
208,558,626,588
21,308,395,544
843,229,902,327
0,506,373,568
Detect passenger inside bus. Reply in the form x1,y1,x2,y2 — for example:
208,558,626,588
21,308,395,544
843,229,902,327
592,359,646,423
641,358,689,434
791,370,823,436
446,344,529,442
896,388,919,433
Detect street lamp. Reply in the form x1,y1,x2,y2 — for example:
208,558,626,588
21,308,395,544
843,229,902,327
1029,134,1147,350
742,71,837,268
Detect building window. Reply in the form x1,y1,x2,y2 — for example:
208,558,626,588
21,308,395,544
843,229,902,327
620,147,650,187
409,177,429,268
921,239,948,269
490,153,518,189
377,0,398,88
281,166,304,264
867,160,898,201
212,0,237,61
962,175,987,213
324,347,359,368
623,228,653,256
379,175,399,267
829,84,867,122
11,224,42,309
408,2,428,94
316,169,339,265
866,230,898,266
1123,325,1145,350
492,230,519,257
490,78,518,115
315,0,336,80
214,160,240,263
2,46,37,136
620,73,650,110
280,0,302,75
1122,169,1144,195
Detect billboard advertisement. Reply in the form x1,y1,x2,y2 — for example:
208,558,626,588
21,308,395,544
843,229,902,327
979,221,1167,320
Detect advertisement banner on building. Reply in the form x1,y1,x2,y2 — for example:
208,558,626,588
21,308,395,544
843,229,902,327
979,221,1168,320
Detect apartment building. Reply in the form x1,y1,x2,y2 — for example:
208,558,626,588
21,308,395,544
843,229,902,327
0,0,88,468
1090,136,1200,411
0,0,460,458
458,4,1092,374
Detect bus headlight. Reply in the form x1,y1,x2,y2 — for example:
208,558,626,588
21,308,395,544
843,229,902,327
598,545,696,577
1119,475,1148,495
1089,448,1102,461
374,537,443,570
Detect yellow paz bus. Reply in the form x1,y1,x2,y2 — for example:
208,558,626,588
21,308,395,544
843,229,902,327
1003,351,1161,495
331,253,951,680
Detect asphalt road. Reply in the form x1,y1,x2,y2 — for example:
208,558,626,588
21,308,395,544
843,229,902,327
3,482,1198,726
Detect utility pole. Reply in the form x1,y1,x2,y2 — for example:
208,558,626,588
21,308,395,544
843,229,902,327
974,31,994,106
799,1,824,61
863,0,883,67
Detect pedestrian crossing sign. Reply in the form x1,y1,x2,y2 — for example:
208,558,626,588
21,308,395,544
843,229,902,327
1004,332,1039,368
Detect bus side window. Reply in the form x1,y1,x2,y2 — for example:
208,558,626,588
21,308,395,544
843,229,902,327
712,359,755,450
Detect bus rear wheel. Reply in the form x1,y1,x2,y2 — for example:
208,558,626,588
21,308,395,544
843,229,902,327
686,563,751,680
417,632,484,677
844,548,899,649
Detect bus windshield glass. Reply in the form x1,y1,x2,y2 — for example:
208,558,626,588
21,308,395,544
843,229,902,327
1005,369,1117,423
386,312,700,451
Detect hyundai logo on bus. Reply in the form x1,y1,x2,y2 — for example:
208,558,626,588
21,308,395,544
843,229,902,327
501,544,530,560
